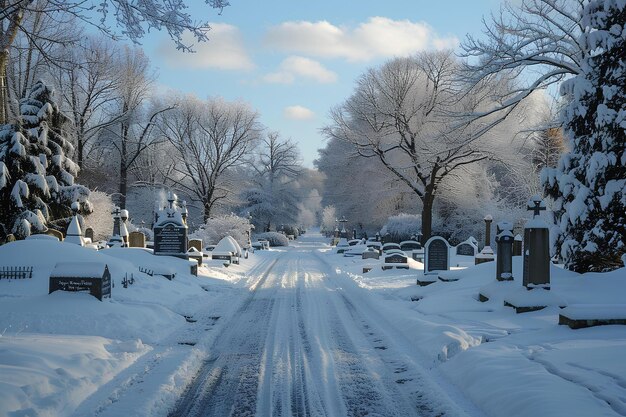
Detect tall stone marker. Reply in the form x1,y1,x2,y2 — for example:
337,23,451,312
496,221,514,281
424,236,450,275
523,196,550,290
476,215,495,264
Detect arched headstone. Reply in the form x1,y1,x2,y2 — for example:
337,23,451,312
424,236,450,275
129,231,146,248
45,229,64,241
84,227,95,242
188,239,203,252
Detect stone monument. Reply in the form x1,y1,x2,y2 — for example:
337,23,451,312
153,192,188,258
107,206,125,247
475,215,495,264
513,234,523,256
129,231,146,248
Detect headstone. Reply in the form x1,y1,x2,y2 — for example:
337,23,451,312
424,236,450,275
153,193,188,258
523,196,550,290
188,239,203,252
45,229,64,241
496,221,514,281
84,227,95,242
120,209,130,246
412,248,425,262
49,262,111,301
128,231,146,248
385,253,408,264
456,239,478,256
400,240,421,251
362,249,380,260
513,234,523,256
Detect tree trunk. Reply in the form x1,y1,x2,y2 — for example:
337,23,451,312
119,122,128,209
421,192,435,245
0,52,9,125
203,201,212,223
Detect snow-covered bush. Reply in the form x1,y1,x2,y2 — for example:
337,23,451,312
190,214,251,247
255,232,289,247
380,213,421,242
0,80,91,239
543,0,626,272
84,191,114,241
320,205,336,236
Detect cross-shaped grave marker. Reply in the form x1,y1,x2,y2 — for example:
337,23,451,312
527,195,546,218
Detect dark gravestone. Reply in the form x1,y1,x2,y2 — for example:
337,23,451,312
400,241,421,251
154,222,188,258
513,234,523,256
523,196,551,290
84,227,95,242
425,237,450,274
49,263,111,301
456,243,476,256
496,228,515,281
385,253,407,264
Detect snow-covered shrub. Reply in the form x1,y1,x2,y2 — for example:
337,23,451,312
255,231,289,247
282,224,299,238
190,214,251,247
320,205,336,236
0,80,91,239
84,191,114,241
543,0,626,272
380,213,421,242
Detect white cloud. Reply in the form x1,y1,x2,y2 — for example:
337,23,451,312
263,56,338,84
157,24,254,70
264,17,459,62
284,105,315,120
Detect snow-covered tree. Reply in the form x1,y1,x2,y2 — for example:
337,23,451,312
0,0,229,124
242,131,302,231
544,0,626,272
320,205,336,236
0,80,91,238
190,214,251,247
460,0,585,131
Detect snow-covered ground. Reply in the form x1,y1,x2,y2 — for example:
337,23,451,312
1,232,625,417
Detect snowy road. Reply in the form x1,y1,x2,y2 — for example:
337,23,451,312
169,235,482,417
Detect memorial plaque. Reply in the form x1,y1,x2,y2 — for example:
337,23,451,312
362,250,380,260
154,222,187,257
425,237,449,273
456,243,476,256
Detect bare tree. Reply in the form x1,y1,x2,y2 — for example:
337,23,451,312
324,51,488,242
159,95,261,221
0,0,229,123
51,36,123,169
460,0,585,131
99,47,174,208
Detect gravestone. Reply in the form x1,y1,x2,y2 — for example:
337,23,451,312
128,231,146,248
65,215,85,246
153,193,188,258
6,234,15,242
456,239,478,257
362,249,380,260
496,221,514,281
107,206,125,247
49,263,111,301
382,252,408,270
188,239,203,252
84,227,94,242
424,236,450,275
45,229,64,241
400,240,421,251
523,196,550,290
120,209,130,246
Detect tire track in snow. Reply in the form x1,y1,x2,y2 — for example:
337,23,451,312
168,257,281,417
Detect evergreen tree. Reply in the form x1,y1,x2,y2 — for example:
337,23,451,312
0,80,92,238
543,0,626,272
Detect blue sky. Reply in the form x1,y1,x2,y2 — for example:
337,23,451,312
140,0,501,167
